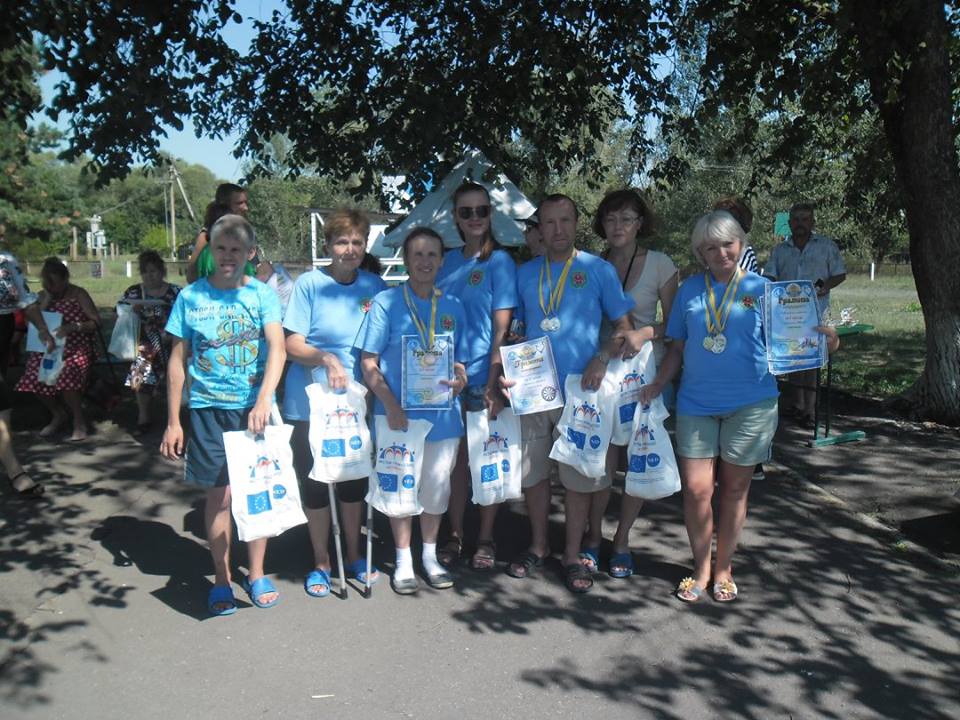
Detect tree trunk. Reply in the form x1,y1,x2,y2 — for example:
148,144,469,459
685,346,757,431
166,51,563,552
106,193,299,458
852,0,960,423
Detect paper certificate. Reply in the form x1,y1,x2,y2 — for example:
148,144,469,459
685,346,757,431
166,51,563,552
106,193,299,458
25,311,62,353
764,281,827,375
401,333,454,410
499,337,564,416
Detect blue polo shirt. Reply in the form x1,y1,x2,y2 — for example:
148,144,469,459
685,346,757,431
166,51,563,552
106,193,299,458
436,248,518,386
281,268,387,421
355,285,468,441
665,271,778,415
516,251,634,388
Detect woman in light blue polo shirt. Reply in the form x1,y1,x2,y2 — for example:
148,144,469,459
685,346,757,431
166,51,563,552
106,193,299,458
358,227,469,594
283,209,387,597
640,211,778,604
435,182,518,571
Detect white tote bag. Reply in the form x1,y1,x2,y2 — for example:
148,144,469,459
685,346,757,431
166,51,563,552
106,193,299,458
603,345,658,446
108,303,140,360
224,420,307,541
548,374,615,479
465,407,522,505
367,417,432,517
38,342,66,386
306,380,374,483
623,399,680,500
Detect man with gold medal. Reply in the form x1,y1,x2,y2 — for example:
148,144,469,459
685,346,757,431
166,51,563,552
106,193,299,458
496,194,635,593
639,211,779,604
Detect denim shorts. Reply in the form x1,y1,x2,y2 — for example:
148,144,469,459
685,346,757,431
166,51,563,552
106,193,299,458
675,397,778,467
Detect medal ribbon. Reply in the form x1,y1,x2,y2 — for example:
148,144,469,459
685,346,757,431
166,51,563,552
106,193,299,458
403,282,439,350
703,268,743,335
538,251,577,319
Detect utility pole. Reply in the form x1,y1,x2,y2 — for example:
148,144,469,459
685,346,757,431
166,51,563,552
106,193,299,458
169,165,177,260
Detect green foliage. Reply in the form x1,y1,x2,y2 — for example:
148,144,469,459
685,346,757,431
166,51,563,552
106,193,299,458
139,225,169,253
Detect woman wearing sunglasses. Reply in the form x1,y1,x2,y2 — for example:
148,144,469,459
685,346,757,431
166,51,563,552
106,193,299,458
435,182,518,571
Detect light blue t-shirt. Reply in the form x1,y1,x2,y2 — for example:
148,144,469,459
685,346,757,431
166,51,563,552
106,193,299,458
516,251,634,388
165,278,282,409
665,271,779,416
436,248,518,386
355,285,468,441
282,268,387,421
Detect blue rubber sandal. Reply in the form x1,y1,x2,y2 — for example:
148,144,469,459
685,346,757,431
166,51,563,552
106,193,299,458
303,569,331,598
578,547,600,574
345,559,380,586
242,576,280,608
609,551,634,579
207,585,237,616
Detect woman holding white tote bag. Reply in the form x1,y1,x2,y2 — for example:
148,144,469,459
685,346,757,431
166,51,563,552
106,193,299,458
282,209,387,598
357,228,468,595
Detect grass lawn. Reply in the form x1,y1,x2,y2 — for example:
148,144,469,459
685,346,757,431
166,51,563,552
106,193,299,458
826,273,925,399
25,261,928,402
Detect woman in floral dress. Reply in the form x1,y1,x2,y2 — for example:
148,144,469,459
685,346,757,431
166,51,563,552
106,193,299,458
118,250,180,432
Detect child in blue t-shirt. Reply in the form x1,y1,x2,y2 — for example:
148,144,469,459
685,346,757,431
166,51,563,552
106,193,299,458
161,214,286,616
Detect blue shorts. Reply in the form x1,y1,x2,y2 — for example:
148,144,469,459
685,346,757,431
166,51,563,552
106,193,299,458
185,407,252,488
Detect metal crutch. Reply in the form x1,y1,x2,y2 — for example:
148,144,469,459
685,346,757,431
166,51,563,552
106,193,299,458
363,499,374,597
328,482,347,598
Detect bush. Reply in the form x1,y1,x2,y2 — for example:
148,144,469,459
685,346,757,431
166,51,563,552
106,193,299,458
140,225,170,253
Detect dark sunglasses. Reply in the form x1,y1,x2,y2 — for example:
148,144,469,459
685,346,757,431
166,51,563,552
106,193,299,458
456,205,491,220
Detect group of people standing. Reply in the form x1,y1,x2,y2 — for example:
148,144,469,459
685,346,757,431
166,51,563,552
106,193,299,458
147,176,844,617
5,178,845,616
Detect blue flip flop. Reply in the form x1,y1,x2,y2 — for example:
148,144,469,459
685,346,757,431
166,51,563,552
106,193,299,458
207,585,237,616
242,576,280,608
578,547,600,574
609,551,634,579
345,559,380,586
303,569,331,598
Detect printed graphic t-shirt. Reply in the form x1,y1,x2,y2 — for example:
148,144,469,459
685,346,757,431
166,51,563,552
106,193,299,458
165,278,282,409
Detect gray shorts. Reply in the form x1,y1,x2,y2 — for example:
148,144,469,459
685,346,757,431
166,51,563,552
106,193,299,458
675,397,778,467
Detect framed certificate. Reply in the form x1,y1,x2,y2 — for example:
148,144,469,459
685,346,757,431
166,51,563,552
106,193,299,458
764,281,827,375
401,333,454,410
499,337,564,416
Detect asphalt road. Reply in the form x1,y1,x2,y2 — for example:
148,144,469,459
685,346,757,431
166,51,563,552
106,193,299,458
2,418,958,720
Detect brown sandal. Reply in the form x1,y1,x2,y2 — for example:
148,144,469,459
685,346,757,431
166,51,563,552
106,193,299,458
470,541,497,571
437,537,462,568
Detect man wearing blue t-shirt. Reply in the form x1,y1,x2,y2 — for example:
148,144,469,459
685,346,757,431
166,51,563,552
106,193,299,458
161,215,286,616
502,194,634,593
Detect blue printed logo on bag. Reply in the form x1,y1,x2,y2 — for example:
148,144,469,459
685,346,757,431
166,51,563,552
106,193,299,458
349,435,362,450
501,459,511,473
480,463,499,483
402,474,416,489
272,484,287,500
619,402,637,425
589,435,601,449
326,405,360,428
247,490,273,515
629,454,647,473
378,472,398,492
647,453,661,468
322,438,346,457
567,427,586,449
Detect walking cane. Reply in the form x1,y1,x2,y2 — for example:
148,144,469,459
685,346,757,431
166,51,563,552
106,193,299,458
327,483,347,598
364,499,374,597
